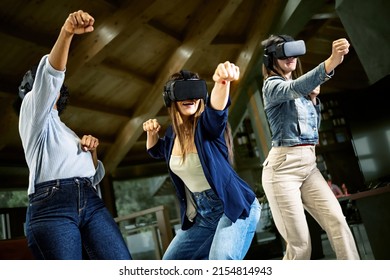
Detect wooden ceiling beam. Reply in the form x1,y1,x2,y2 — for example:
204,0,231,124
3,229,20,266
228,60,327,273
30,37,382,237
66,0,173,77
0,22,53,48
228,0,286,131
66,96,133,118
102,0,244,174
146,19,182,43
98,61,154,87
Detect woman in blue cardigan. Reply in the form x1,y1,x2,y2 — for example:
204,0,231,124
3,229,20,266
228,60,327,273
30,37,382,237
143,61,261,260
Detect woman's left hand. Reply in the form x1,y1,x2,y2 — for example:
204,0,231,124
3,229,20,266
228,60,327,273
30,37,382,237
213,61,240,84
309,85,320,105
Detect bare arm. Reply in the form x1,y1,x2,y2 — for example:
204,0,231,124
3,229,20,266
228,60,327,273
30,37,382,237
143,119,161,150
210,61,240,110
48,10,95,71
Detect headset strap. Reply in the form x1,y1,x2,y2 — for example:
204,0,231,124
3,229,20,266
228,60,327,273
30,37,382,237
180,70,192,80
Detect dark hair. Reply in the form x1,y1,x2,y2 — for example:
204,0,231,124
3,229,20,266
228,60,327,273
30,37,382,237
14,65,69,116
261,34,303,80
224,121,235,167
56,84,69,115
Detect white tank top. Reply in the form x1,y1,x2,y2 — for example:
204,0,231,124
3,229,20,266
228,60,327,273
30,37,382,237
169,153,211,193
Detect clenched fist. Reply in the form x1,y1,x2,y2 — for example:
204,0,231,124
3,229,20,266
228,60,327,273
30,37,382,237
213,61,240,84
80,135,99,152
143,119,161,149
64,10,95,35
143,119,161,134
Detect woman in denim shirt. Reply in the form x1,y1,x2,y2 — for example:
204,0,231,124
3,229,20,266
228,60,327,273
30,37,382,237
261,35,359,259
143,62,261,259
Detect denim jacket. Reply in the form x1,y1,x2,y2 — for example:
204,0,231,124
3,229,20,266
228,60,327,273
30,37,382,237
262,62,333,147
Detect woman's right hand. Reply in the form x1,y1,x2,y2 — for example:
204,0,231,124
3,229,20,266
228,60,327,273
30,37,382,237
143,119,161,149
64,10,95,35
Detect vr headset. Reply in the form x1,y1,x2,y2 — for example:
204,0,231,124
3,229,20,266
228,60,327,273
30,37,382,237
18,65,69,115
18,67,36,100
163,70,208,107
263,35,306,70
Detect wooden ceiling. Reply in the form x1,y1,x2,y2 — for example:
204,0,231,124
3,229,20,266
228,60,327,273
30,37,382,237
0,0,382,191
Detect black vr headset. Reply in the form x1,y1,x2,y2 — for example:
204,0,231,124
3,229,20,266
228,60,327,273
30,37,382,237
263,35,306,70
162,70,208,107
18,67,37,100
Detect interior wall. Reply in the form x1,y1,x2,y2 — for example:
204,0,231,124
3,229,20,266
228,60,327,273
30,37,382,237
351,119,390,183
344,76,390,184
336,0,390,84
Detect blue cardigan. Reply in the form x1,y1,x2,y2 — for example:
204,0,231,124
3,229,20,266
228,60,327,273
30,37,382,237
147,99,256,230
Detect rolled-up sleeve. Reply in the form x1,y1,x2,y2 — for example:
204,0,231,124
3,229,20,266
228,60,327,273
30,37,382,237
92,160,105,186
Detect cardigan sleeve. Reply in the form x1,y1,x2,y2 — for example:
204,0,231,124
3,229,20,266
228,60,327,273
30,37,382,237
147,138,166,159
200,98,231,139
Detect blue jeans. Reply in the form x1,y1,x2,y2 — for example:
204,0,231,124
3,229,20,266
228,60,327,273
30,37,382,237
25,177,132,260
163,189,261,260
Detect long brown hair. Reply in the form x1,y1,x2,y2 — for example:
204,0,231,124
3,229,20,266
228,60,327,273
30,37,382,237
224,121,235,167
166,71,235,165
168,96,204,163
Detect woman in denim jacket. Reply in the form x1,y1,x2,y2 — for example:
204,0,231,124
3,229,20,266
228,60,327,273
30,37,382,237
260,34,359,259
143,62,261,259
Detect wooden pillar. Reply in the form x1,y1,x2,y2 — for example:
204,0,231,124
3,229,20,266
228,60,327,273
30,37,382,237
155,206,174,253
99,174,118,217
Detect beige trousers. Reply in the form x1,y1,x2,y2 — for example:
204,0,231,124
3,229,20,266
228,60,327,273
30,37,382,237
262,145,359,260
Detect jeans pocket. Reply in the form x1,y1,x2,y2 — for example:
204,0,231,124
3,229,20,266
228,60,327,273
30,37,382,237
29,185,59,205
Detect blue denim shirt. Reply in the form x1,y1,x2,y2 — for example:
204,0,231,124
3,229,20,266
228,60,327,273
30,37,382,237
262,62,333,147
147,99,256,230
